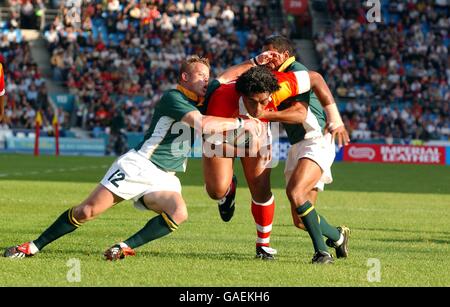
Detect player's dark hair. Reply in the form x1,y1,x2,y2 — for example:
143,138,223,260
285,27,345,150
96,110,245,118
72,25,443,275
263,35,295,55
235,66,281,97
179,55,210,81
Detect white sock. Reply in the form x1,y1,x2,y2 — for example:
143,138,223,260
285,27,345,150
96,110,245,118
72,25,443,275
29,241,39,254
335,233,344,247
119,242,129,249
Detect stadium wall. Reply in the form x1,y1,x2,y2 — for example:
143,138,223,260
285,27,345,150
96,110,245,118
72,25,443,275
4,137,105,156
1,133,449,166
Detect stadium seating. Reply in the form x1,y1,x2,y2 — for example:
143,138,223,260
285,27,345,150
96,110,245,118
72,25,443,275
1,0,447,143
40,0,278,133
315,0,449,141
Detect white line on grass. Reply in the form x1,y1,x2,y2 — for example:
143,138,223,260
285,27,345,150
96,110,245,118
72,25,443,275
0,164,109,178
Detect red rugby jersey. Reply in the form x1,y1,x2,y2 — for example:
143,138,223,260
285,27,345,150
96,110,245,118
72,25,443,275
206,70,307,118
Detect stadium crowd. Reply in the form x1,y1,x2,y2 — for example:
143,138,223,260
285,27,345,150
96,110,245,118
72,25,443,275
0,31,58,132
45,0,283,133
0,0,448,143
315,0,449,141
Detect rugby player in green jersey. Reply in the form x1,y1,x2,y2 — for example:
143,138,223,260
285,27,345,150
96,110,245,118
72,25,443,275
262,36,351,264
3,55,265,260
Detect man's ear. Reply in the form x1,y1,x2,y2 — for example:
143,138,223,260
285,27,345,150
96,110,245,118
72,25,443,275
283,50,291,61
181,72,189,82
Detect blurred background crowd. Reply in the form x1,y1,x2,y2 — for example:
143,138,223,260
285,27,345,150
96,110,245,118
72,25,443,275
0,0,448,145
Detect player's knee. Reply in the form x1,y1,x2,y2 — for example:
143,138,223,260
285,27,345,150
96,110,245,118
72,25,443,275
205,184,228,200
175,207,188,224
167,203,188,225
286,189,307,207
73,206,89,222
162,208,187,231
74,203,96,222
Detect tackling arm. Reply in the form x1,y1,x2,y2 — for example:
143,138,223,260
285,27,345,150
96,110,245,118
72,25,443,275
181,110,262,135
258,101,308,124
216,51,282,84
293,70,350,147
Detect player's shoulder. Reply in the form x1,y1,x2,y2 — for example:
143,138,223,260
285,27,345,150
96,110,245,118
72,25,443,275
161,89,187,103
216,81,236,91
208,79,222,89
272,70,297,83
289,61,309,72
208,80,236,97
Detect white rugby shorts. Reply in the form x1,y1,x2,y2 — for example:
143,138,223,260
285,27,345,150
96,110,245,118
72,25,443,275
101,149,182,203
284,133,336,191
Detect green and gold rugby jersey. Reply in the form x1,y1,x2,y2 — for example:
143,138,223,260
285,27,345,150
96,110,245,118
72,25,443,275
135,82,220,172
277,57,327,144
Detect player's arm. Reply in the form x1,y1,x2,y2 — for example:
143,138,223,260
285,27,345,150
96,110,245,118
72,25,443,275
289,70,350,147
307,71,349,147
216,51,281,84
181,110,261,135
258,101,308,124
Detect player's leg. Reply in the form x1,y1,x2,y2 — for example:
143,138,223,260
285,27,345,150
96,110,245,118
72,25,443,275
104,190,187,261
286,157,334,264
290,189,317,230
4,184,122,258
104,160,187,260
203,155,237,222
241,156,277,260
290,187,348,257
203,156,234,200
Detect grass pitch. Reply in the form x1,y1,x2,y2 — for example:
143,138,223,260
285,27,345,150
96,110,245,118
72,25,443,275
0,153,449,286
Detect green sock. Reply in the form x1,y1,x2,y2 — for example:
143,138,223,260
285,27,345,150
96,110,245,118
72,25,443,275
124,212,178,249
33,208,81,250
296,201,328,253
319,215,341,242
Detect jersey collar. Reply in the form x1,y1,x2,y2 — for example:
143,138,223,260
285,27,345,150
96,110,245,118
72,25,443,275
278,56,296,72
176,84,204,105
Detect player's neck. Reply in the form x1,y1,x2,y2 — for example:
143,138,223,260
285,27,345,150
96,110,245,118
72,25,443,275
177,84,201,103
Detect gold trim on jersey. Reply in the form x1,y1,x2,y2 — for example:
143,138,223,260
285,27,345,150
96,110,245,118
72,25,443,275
176,85,204,106
278,56,296,72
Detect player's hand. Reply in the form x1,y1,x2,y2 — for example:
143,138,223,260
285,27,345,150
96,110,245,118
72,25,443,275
254,51,282,66
256,107,275,120
243,117,263,137
326,123,350,148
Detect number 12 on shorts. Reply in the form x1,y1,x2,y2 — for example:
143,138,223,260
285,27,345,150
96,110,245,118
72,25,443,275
108,169,125,187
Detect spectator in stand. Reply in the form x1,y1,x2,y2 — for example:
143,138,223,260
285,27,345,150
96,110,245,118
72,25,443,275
41,0,278,135
315,0,449,142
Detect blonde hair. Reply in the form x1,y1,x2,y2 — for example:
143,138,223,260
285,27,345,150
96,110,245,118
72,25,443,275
179,55,210,81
